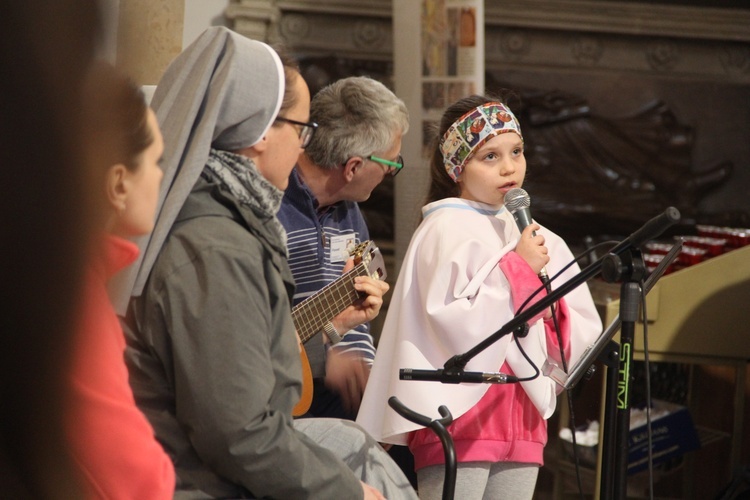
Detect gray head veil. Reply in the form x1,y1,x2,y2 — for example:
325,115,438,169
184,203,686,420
112,27,284,314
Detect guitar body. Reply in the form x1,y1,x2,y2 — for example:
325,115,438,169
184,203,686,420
291,240,386,417
293,338,314,416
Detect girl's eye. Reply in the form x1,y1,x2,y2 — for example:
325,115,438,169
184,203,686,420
484,152,497,161
513,147,523,155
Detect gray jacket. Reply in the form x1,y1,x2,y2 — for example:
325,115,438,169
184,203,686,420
123,172,362,499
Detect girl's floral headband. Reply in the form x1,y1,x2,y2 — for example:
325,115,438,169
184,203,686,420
439,102,523,182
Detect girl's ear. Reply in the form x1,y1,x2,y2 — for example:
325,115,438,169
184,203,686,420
342,157,362,183
105,163,128,213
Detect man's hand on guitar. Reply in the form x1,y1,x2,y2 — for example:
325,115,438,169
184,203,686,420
332,258,390,333
291,245,387,417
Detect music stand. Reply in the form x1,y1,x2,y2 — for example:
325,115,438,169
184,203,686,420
543,239,683,391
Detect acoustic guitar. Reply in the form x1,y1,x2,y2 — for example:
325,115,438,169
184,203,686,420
291,240,387,416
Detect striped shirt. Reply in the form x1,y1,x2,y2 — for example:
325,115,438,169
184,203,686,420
277,168,376,375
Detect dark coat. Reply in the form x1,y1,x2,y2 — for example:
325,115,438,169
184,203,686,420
124,172,362,499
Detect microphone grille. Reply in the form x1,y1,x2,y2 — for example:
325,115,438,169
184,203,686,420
504,188,530,213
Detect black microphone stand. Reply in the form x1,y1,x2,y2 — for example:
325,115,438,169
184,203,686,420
388,397,456,500
394,207,681,499
545,240,683,499
600,246,647,499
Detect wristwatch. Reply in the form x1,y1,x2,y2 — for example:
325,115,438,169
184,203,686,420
322,322,343,345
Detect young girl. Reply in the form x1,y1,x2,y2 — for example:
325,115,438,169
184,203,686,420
66,62,174,498
357,95,602,499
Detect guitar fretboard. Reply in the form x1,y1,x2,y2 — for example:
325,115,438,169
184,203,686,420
292,262,372,344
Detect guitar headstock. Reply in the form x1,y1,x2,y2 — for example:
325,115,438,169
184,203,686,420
350,240,387,281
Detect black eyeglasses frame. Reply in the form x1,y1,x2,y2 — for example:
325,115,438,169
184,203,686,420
275,116,318,148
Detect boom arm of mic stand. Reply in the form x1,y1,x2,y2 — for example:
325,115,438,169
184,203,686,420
416,207,680,379
444,253,603,371
399,264,601,383
545,238,683,390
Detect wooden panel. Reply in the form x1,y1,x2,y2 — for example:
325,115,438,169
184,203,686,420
603,245,750,360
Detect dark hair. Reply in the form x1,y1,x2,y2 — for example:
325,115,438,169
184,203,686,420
274,46,301,117
426,94,502,203
83,62,152,172
425,93,508,205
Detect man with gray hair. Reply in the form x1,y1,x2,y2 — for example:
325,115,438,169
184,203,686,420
277,76,409,420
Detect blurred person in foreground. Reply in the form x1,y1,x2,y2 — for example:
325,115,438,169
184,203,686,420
65,61,174,499
0,1,101,497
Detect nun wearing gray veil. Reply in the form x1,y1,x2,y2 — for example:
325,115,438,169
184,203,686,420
118,27,416,500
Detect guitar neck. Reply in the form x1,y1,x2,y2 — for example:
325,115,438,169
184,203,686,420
292,262,370,344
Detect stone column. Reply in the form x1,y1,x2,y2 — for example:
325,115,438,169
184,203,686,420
116,0,185,85
393,0,484,270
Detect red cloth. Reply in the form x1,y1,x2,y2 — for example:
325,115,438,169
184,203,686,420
67,235,174,499
409,251,571,470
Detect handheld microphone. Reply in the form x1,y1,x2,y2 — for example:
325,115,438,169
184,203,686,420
504,187,550,285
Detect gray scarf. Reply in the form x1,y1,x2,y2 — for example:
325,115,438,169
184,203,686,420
205,149,287,250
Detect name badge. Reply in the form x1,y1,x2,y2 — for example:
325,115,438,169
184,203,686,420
329,234,357,263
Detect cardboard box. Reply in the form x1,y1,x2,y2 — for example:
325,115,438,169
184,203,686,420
627,399,701,474
560,399,701,474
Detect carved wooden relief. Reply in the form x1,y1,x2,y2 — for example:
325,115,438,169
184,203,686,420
228,0,750,242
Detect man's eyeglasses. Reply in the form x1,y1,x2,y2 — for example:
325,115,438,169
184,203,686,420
275,116,318,148
367,154,404,177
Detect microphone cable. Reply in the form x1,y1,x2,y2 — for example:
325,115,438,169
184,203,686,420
511,240,621,380
640,278,656,500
